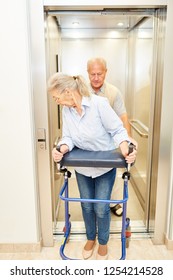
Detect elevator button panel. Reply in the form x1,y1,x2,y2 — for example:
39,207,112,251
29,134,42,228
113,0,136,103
37,128,46,150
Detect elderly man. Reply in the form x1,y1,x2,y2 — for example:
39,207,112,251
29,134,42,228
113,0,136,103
87,57,137,216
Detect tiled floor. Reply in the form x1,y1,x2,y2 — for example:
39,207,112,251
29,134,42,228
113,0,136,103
0,238,172,260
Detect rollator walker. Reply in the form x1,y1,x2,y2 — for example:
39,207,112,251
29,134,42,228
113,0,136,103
57,144,134,260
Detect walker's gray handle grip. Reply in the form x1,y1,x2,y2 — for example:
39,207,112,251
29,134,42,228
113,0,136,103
127,143,135,171
56,146,61,153
128,143,134,155
56,146,66,172
56,146,62,170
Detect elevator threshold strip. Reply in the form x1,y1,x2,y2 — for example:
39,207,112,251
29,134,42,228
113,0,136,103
53,221,152,240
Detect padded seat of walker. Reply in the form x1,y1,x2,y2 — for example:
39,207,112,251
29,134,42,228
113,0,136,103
61,147,126,168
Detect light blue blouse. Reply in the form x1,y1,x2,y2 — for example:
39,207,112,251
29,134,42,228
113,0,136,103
58,94,129,178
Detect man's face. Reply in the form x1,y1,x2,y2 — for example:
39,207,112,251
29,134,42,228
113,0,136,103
88,63,107,92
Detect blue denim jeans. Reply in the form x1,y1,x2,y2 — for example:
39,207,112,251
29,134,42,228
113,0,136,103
75,168,116,245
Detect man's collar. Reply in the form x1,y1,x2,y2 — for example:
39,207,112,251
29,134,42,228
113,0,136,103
89,83,106,95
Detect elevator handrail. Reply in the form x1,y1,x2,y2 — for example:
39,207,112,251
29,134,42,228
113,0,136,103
129,119,148,138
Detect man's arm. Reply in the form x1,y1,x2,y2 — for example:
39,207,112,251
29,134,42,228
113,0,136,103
120,113,131,136
120,113,138,149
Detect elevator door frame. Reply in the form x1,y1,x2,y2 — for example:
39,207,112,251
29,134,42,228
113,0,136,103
30,0,170,246
46,7,166,235
46,6,166,239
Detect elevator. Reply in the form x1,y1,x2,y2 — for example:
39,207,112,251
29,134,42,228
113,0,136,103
43,5,166,238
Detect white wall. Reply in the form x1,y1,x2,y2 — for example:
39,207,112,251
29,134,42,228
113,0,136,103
0,0,39,244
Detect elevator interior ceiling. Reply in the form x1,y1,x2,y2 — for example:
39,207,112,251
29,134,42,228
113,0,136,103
46,8,154,38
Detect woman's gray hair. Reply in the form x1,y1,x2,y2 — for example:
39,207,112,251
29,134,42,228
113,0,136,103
47,72,91,97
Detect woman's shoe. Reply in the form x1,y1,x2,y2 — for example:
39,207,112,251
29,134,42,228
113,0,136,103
82,240,96,259
96,252,108,260
96,244,108,260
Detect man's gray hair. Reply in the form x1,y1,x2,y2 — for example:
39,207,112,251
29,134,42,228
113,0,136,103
87,57,107,71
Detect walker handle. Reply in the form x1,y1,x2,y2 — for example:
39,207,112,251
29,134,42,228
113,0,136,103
127,142,135,171
56,145,61,153
56,145,66,172
128,142,134,155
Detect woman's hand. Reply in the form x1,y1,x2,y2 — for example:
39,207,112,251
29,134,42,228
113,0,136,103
119,141,137,164
128,136,138,150
52,144,69,162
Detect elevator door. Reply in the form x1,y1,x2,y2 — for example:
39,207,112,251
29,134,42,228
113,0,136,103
45,8,166,236
126,10,166,232
127,17,153,214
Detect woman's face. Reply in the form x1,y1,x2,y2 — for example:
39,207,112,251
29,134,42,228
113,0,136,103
51,88,78,108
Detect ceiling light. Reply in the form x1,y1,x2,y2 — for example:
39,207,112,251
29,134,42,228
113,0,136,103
117,22,124,27
72,22,79,27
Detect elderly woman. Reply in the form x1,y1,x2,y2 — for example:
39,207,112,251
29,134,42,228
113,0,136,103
47,73,136,260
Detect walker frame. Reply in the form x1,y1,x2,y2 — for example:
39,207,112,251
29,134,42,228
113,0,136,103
57,146,133,260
